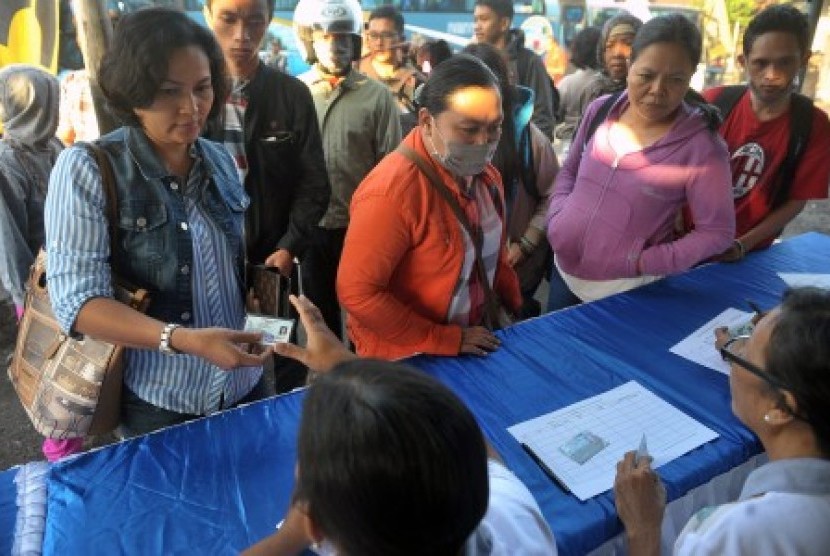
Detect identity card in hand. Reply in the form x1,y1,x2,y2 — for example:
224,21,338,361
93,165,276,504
244,314,295,346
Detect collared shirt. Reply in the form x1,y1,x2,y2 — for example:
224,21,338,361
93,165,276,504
674,458,830,555
45,141,261,415
298,66,401,229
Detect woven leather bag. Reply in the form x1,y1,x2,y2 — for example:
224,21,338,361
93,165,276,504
7,144,150,438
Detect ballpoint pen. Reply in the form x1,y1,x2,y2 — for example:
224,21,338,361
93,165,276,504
521,443,571,493
636,433,649,466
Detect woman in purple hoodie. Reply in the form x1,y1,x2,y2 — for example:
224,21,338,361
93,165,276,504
546,15,734,310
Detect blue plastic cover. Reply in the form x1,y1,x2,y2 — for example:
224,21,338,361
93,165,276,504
37,233,830,556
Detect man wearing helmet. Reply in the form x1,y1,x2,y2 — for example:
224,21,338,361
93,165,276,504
294,0,402,339
203,0,330,389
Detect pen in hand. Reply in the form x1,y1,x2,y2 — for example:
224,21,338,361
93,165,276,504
636,434,649,467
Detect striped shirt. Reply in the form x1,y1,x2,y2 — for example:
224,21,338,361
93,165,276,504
222,78,249,187
447,177,503,327
45,143,261,416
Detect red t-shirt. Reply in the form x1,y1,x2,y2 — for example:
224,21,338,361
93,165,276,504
702,87,830,248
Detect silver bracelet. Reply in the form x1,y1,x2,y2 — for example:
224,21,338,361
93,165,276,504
159,323,181,355
733,239,746,259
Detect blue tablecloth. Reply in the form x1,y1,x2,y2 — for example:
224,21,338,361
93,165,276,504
5,232,828,555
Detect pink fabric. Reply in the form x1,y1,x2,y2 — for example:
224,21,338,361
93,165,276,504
42,438,84,462
15,304,24,321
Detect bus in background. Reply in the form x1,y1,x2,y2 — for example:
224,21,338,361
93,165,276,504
182,0,588,76
272,0,586,47
267,0,587,74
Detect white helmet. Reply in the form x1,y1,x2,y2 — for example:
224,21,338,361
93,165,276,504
293,0,363,65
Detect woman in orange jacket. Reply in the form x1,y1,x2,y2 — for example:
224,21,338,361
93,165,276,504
337,54,522,360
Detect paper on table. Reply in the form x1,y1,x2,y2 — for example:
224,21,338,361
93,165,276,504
669,308,754,374
508,381,718,501
778,273,830,289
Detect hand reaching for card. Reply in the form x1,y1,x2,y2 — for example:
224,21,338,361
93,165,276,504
274,295,356,372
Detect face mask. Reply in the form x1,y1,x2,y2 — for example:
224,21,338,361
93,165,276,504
428,118,499,177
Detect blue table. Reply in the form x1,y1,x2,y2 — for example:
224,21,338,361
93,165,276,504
5,232,829,555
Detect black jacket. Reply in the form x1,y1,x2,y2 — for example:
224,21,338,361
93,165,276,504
205,64,330,264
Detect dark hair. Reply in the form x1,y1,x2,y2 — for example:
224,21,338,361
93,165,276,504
419,53,500,116
765,288,830,456
743,4,809,58
295,360,489,556
205,0,275,17
98,7,228,128
631,14,702,68
474,0,513,21
463,43,519,201
368,4,404,36
571,26,601,70
417,39,453,70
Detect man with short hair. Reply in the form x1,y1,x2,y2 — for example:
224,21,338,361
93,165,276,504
204,0,330,389
203,0,329,279
702,4,830,260
358,5,425,116
473,0,555,139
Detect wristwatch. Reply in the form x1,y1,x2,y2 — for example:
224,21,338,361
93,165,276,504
159,323,181,355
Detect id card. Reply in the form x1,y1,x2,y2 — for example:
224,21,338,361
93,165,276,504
727,319,755,338
559,431,609,465
244,314,295,346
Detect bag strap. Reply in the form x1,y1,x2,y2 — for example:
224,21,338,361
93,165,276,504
85,143,119,254
83,143,148,310
581,90,622,150
396,144,501,328
770,92,813,209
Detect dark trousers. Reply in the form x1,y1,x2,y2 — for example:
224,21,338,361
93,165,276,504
302,226,347,339
118,378,271,439
546,260,582,312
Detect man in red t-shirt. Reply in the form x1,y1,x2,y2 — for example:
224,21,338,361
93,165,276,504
702,4,830,261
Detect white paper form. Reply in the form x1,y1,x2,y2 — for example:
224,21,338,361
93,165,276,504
778,273,830,289
508,381,718,501
669,308,754,374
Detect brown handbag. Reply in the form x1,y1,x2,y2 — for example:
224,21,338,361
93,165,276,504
7,144,150,439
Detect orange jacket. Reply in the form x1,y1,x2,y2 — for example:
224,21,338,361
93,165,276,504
337,128,522,360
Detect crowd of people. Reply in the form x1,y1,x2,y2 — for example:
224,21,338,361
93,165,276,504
1,0,829,554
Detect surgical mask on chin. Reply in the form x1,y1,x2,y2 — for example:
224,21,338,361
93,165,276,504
428,120,499,177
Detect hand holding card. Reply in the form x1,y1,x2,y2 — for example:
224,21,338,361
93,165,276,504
244,314,295,346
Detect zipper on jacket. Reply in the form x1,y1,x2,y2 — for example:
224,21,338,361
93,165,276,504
576,150,622,261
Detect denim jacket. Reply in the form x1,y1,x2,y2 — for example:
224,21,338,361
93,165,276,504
91,127,248,324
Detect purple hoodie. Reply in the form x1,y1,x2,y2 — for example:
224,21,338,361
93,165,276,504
547,92,734,280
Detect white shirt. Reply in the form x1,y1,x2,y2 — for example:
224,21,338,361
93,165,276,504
674,458,830,556
464,460,558,556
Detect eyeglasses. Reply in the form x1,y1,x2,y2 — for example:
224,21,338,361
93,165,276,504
366,31,397,42
720,335,787,391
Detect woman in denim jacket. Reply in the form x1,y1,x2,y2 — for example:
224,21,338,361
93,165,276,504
44,8,271,458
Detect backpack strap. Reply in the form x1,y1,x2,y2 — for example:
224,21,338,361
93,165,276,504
770,93,814,209
517,124,540,201
710,85,747,123
581,91,623,150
